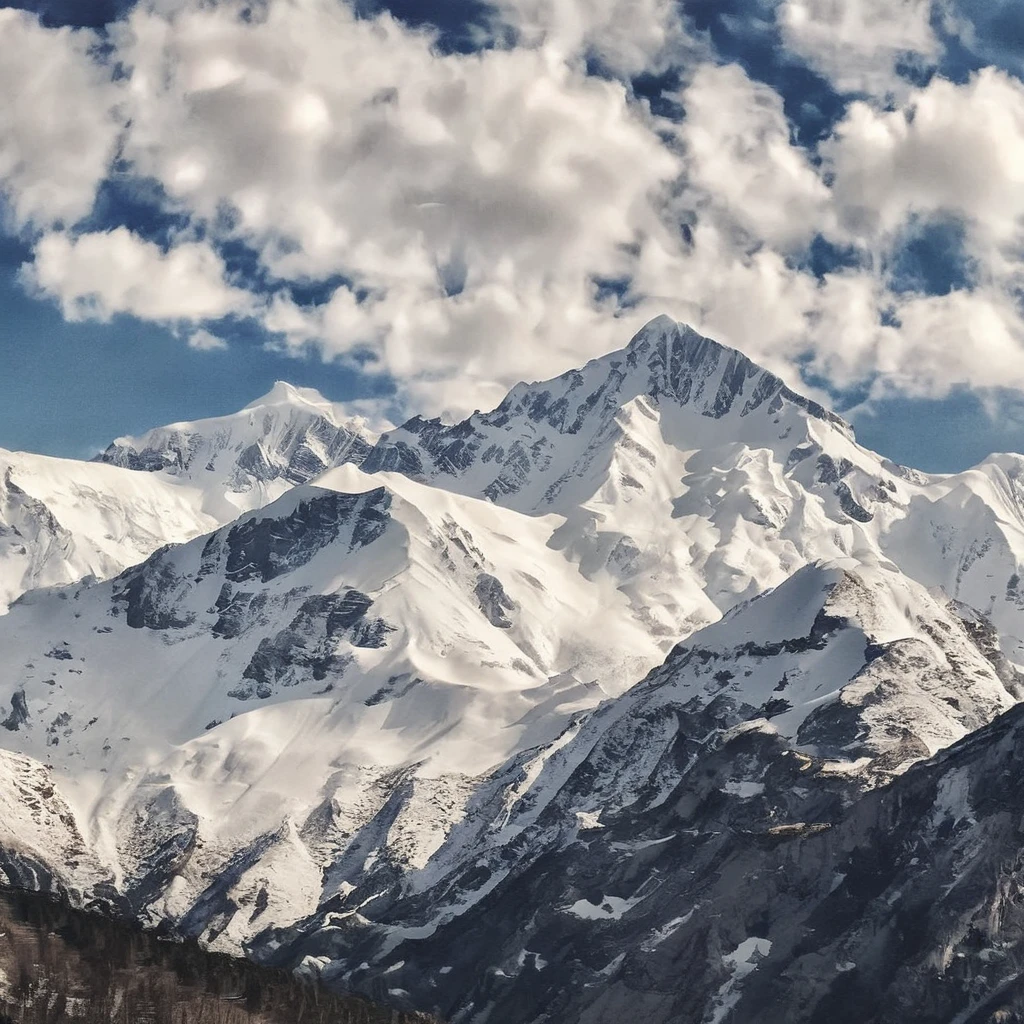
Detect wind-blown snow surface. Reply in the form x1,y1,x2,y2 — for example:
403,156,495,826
4,317,1024,1023
0,448,218,614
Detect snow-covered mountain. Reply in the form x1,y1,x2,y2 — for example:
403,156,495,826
0,448,219,614
365,316,1024,661
0,383,379,614
4,316,1024,1023
97,381,377,519
270,559,1023,1022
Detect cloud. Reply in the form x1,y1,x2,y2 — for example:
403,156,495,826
778,0,939,96
24,227,252,322
886,288,1024,394
0,10,122,229
108,0,684,414
824,69,1024,260
630,62,1024,404
494,0,693,74
672,63,833,252
822,67,1024,335
5,0,1024,424
187,327,229,351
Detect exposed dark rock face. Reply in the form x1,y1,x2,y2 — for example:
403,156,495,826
177,831,285,944
99,429,203,474
221,490,391,585
114,558,197,630
474,573,516,628
260,699,1024,1024
45,711,72,747
112,488,393,639
117,787,200,915
364,673,422,707
212,585,271,639
1,690,28,732
816,454,853,485
94,446,172,472
360,440,424,478
233,590,393,699
836,481,874,522
1,471,72,549
956,605,1024,699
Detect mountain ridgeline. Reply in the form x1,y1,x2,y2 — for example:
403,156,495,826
3,317,1024,1022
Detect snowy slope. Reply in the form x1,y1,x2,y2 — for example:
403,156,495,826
0,384,379,613
309,619,1024,1024
0,449,219,614
0,464,671,924
263,558,1019,1022
3,505,1013,977
3,316,1024,1023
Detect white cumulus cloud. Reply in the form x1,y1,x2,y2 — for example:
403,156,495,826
672,63,833,252
5,0,1024,420
25,228,252,323
779,0,939,96
824,68,1024,272
0,9,122,229
187,328,229,351
110,0,685,414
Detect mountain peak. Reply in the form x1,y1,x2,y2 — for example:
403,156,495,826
484,314,851,445
621,315,851,435
242,380,334,414
93,380,375,498
624,312,679,343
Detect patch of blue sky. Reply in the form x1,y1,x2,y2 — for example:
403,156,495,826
679,0,848,144
75,176,193,248
885,217,976,297
790,234,864,281
934,0,1024,83
351,0,500,53
591,275,640,309
630,66,685,120
797,351,1024,473
4,0,132,29
850,387,1024,473
0,234,392,459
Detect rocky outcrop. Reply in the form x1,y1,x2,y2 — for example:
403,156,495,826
234,590,393,699
474,573,516,628
218,489,391,585
1,689,28,732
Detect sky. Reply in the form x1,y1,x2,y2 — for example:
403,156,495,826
3,0,1024,470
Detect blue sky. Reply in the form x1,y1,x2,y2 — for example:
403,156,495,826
0,233,391,456
3,0,1024,471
